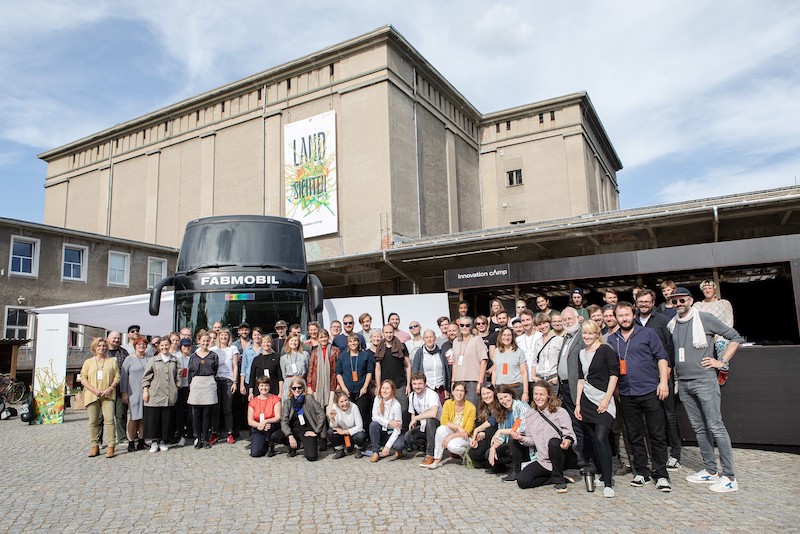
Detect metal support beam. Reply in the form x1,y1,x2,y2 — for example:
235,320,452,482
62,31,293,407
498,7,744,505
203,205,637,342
780,210,793,226
791,259,800,339
586,234,600,247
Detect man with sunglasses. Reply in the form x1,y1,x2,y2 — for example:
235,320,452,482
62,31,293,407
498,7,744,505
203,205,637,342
451,316,488,406
333,314,364,352
121,325,141,356
405,321,424,356
666,287,744,493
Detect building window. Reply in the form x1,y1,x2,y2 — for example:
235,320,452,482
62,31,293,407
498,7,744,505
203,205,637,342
510,220,526,225
550,110,556,121
507,169,523,186
539,113,544,124
506,121,511,131
147,257,167,289
62,244,88,282
5,306,31,340
108,251,130,286
9,236,40,277
496,123,500,133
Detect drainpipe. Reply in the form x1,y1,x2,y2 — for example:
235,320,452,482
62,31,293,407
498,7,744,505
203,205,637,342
383,249,417,294
712,205,719,242
261,82,267,215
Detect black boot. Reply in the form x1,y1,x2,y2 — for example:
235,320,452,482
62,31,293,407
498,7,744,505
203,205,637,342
503,464,521,482
267,443,276,457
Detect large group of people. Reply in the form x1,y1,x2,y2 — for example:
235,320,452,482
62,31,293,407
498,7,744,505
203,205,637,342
80,281,743,494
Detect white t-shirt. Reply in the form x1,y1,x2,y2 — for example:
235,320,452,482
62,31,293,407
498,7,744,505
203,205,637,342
408,387,442,420
516,331,542,378
215,346,240,381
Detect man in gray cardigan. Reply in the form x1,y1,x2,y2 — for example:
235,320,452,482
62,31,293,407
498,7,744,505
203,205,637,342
667,287,744,493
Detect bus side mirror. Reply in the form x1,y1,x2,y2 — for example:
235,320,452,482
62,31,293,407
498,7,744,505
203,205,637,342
149,276,175,316
309,274,324,314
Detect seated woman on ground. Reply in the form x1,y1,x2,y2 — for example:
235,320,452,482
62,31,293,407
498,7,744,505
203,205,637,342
247,375,282,458
513,380,578,492
327,389,367,459
426,381,476,469
368,379,405,462
271,377,325,461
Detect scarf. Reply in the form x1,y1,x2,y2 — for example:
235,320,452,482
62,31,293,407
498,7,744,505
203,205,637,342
667,307,708,349
314,344,331,406
425,344,439,355
291,393,305,416
375,337,406,361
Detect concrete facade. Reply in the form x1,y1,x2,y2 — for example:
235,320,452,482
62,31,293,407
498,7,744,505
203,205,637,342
39,26,621,260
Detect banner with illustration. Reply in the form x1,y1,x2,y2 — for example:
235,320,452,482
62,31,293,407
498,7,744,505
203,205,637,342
284,110,338,238
33,313,69,424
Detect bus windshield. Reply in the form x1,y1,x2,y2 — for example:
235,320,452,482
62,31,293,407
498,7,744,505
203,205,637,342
174,289,309,335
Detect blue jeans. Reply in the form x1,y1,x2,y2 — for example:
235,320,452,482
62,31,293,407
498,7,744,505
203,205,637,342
368,421,406,452
678,377,735,478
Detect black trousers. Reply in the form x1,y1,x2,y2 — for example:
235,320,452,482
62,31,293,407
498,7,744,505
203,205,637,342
213,379,234,436
619,391,669,480
662,376,682,460
559,381,586,461
250,426,277,457
192,404,214,442
585,419,614,487
349,390,373,429
494,438,529,471
271,416,318,461
468,426,497,468
328,428,367,450
517,437,579,489
174,387,191,438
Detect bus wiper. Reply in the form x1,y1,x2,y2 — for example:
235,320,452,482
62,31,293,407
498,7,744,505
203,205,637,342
243,263,296,274
185,263,237,275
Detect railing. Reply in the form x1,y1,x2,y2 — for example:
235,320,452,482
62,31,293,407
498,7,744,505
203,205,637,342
17,347,92,371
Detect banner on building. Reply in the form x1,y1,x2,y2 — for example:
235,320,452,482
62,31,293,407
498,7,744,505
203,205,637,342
33,313,69,424
284,110,338,238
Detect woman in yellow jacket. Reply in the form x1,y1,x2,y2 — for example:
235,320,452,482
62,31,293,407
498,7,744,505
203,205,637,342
80,337,120,458
425,381,476,469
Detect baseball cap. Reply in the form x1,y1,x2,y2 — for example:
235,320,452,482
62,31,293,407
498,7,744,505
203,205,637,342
671,287,691,297
180,339,193,347
275,320,287,328
238,322,250,329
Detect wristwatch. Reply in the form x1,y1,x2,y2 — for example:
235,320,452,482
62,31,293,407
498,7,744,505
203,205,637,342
719,361,730,372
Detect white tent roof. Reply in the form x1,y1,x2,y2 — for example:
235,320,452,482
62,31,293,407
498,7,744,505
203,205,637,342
34,291,175,336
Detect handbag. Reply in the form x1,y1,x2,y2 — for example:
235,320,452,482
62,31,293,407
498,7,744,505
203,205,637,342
536,408,565,440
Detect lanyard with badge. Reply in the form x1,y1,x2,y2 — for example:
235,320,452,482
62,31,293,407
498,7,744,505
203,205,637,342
615,335,631,375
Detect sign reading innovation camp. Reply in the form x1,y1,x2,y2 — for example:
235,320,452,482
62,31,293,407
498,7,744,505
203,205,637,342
445,264,512,290
284,110,338,239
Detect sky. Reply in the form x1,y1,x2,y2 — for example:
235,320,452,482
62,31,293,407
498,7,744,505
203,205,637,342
1,0,799,223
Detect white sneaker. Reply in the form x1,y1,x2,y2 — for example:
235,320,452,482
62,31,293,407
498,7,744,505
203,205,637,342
656,477,672,492
686,469,720,484
177,437,186,447
158,441,168,452
149,442,159,453
666,456,681,469
604,486,615,498
709,476,739,493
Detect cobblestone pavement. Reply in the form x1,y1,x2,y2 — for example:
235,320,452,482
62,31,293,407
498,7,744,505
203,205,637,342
1,409,798,533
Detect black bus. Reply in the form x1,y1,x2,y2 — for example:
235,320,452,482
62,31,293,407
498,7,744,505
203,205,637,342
149,215,323,335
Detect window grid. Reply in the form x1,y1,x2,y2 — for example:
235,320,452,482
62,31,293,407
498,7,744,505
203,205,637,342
507,169,523,187
147,257,167,289
9,236,39,277
108,251,130,286
5,307,31,340
63,245,87,281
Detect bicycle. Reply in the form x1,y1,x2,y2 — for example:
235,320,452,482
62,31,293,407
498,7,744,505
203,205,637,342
0,374,27,404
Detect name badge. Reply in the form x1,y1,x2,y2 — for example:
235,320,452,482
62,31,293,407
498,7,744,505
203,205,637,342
259,413,265,423
457,355,464,366
298,414,306,426
264,369,270,377
351,370,358,382
619,360,627,375
96,369,103,381
181,368,188,378
292,363,298,374
502,363,508,375
678,347,685,363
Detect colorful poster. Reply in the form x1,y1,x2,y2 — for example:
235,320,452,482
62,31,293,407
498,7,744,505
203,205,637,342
33,313,69,424
284,110,338,238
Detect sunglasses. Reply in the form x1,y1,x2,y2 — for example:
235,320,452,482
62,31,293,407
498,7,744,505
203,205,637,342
343,321,354,325
129,330,139,334
670,297,689,305
475,321,486,326
291,386,304,391
409,324,420,329
459,323,471,328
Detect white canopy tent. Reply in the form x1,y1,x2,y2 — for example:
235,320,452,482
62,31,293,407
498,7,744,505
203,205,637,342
34,291,175,336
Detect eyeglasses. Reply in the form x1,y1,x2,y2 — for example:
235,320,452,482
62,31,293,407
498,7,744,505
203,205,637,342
129,330,139,334
474,321,486,326
343,321,354,325
670,297,689,305
459,323,471,328
290,386,304,391
409,324,420,329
